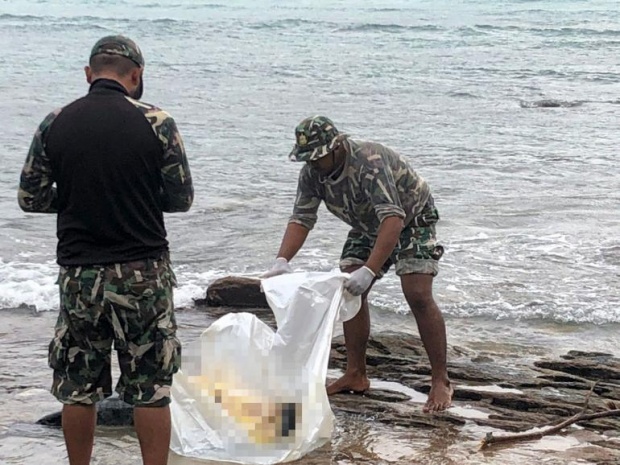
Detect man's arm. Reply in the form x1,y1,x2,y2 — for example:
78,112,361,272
362,154,407,274
276,222,310,261
281,167,321,260
365,216,404,274
262,169,320,277
156,113,193,212
18,111,61,213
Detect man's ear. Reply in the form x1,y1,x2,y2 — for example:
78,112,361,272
131,66,143,86
85,66,93,84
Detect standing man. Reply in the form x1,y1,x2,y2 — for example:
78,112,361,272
263,116,452,412
18,36,193,465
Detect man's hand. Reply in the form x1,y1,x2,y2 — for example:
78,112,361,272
261,257,293,278
344,266,375,296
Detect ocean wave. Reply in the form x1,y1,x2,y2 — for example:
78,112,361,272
0,258,225,312
0,13,40,21
445,300,620,325
140,2,227,9
2,258,618,326
336,23,442,33
246,18,337,30
0,13,135,25
0,259,58,312
448,91,481,99
474,24,620,37
363,8,406,12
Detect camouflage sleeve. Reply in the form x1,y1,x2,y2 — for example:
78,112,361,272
149,109,194,213
361,154,406,223
289,167,321,230
18,110,61,213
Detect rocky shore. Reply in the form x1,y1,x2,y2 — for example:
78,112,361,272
35,277,620,464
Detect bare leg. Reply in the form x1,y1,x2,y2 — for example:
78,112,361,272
62,404,97,465
134,406,171,465
400,273,453,412
327,265,373,395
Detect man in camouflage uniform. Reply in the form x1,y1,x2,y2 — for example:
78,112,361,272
18,36,193,465
263,116,452,412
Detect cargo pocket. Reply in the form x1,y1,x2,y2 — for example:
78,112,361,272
155,327,181,378
161,260,178,289
48,330,70,371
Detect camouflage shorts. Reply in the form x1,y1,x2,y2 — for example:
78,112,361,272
340,207,444,278
49,253,180,407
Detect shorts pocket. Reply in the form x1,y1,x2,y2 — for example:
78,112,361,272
48,333,69,371
155,328,181,377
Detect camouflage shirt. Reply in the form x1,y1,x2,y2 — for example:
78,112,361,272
289,138,431,237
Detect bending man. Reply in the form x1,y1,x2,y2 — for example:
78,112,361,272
263,116,451,412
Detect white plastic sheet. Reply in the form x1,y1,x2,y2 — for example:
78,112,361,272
170,271,361,464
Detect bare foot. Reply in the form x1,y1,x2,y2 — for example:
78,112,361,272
423,380,453,412
326,372,370,396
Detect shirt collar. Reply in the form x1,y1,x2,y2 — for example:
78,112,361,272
88,78,129,96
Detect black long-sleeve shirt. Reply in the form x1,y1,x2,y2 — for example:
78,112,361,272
18,79,194,266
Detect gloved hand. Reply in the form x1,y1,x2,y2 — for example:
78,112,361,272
261,257,293,278
344,266,376,296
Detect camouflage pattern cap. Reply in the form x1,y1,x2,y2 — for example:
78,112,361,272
90,35,144,67
289,115,340,162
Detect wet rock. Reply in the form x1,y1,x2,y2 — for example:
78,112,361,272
97,395,134,426
535,357,620,381
197,276,269,308
36,394,133,428
36,411,63,427
329,331,620,434
520,99,584,108
331,390,467,429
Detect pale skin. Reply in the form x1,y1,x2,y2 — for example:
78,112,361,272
61,64,171,465
275,143,453,412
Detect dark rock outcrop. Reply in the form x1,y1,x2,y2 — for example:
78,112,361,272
197,276,269,308
36,394,133,428
328,332,620,434
520,99,584,108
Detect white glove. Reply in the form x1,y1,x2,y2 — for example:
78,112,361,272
344,266,376,296
261,257,293,278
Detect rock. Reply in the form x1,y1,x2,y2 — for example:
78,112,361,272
96,395,134,426
199,276,269,308
36,394,133,428
535,357,620,381
36,411,62,427
520,99,584,108
329,331,620,433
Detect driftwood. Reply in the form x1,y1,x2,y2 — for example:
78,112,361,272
480,382,620,449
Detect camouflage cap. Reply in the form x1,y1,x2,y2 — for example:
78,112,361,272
289,115,340,162
90,35,144,67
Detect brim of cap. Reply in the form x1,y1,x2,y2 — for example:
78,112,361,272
288,136,340,162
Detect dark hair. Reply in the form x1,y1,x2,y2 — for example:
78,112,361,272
89,54,139,76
